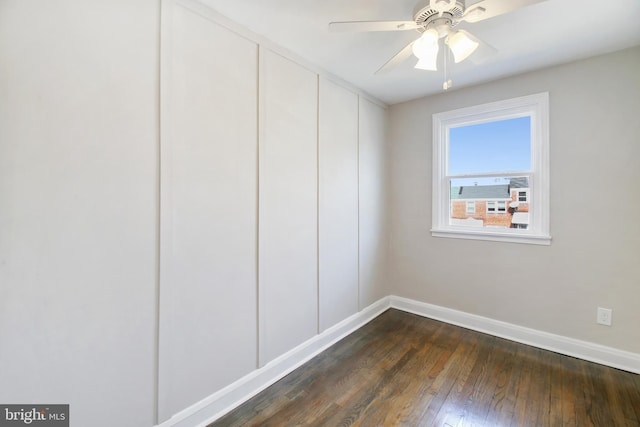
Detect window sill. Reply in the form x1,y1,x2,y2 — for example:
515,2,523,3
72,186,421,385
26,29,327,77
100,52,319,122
431,229,551,245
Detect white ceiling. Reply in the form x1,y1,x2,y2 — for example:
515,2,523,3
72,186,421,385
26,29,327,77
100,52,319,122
200,0,640,105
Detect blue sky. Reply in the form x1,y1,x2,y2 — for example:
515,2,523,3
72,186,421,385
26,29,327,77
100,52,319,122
449,116,531,176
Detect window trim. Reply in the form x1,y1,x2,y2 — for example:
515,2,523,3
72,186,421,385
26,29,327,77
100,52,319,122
431,92,551,245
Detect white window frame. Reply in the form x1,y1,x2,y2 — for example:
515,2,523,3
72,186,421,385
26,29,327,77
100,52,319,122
432,92,551,245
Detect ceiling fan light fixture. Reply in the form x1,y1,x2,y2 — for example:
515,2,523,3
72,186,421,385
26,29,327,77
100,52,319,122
415,56,438,71
413,28,439,53
446,30,479,63
412,28,439,70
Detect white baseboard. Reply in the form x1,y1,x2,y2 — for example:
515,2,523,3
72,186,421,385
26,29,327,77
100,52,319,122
156,296,391,427
157,294,639,427
390,295,640,374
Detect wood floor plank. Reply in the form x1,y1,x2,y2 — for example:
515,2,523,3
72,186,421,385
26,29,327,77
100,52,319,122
548,352,563,426
414,331,481,426
377,326,471,425
352,334,448,425
580,360,611,426
441,333,496,426
622,367,640,423
599,363,632,426
559,355,579,427
523,347,551,426
509,344,535,426
209,309,640,427
431,336,486,426
479,338,518,426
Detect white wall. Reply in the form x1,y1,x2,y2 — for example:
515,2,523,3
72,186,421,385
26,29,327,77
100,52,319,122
158,3,258,419
388,46,640,353
359,98,390,309
0,1,159,426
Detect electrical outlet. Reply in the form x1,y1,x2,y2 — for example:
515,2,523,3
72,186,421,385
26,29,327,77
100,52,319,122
597,307,612,326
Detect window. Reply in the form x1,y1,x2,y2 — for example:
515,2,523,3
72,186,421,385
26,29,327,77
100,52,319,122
466,201,475,214
517,191,528,202
487,201,506,213
432,93,550,245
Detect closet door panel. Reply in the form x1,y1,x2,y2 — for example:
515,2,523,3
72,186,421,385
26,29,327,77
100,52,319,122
318,78,359,332
159,3,258,420
258,49,318,365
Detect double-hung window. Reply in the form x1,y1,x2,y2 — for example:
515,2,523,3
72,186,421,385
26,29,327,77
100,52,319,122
432,93,550,245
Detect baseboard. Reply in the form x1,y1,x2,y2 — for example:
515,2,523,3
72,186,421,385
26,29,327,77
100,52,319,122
155,296,391,427
390,295,640,374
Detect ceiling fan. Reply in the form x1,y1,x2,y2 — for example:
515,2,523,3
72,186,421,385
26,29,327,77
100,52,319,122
329,0,545,86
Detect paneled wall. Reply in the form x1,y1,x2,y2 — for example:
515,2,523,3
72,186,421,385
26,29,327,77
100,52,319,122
158,0,389,422
0,0,389,424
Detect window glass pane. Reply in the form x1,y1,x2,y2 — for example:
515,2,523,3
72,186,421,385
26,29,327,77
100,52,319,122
449,176,530,229
449,116,531,175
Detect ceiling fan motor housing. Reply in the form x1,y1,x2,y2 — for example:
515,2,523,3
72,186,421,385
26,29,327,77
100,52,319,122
413,0,465,35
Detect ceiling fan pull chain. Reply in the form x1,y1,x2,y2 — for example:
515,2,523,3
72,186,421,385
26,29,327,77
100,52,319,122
443,46,452,90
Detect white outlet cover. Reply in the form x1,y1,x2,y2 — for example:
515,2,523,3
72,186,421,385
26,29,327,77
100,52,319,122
597,307,612,326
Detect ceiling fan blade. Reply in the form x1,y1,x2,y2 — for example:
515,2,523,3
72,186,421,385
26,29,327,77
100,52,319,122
456,30,497,64
375,39,417,74
328,21,420,32
460,0,546,23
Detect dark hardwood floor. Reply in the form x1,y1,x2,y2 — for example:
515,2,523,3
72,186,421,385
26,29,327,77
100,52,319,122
210,309,640,426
